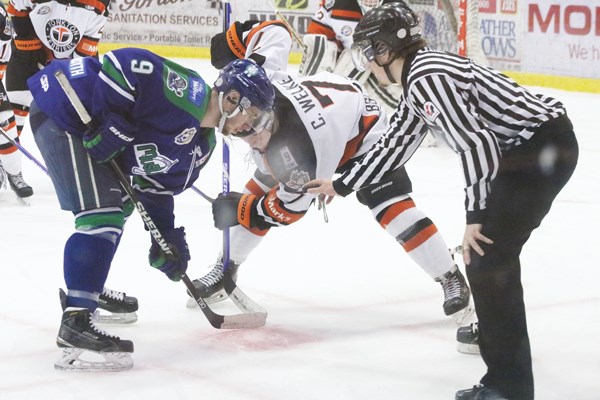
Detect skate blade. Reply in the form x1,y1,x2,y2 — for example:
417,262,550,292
451,300,475,326
54,348,133,372
185,291,227,308
93,310,138,324
16,196,31,206
457,342,481,355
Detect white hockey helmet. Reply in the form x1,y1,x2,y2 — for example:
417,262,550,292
357,0,383,13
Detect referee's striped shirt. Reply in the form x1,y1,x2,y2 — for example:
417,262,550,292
334,48,567,223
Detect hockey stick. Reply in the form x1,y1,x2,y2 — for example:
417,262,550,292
0,127,49,175
217,2,265,315
53,69,266,329
268,0,306,49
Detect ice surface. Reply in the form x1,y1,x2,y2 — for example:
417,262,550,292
1,59,598,400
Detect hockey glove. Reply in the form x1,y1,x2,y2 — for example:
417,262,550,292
148,227,190,282
212,192,256,230
83,113,135,163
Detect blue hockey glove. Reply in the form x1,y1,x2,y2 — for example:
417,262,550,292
148,227,190,282
83,113,135,163
212,192,257,230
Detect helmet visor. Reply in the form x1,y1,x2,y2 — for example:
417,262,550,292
234,109,274,138
350,39,375,72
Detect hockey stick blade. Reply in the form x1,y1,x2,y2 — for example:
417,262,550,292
183,275,266,329
223,274,268,315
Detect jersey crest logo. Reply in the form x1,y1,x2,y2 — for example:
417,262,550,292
45,19,81,53
37,6,51,15
286,170,310,191
341,25,353,36
166,67,188,97
280,146,298,169
175,128,197,145
423,101,440,122
132,143,179,175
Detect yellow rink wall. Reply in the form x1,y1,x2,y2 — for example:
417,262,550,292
98,43,600,94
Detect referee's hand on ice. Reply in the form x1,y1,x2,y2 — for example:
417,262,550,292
302,179,336,205
462,223,494,265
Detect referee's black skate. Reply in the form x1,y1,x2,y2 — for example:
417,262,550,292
436,266,474,324
59,287,139,324
455,385,508,399
186,258,240,308
457,322,480,355
55,307,134,371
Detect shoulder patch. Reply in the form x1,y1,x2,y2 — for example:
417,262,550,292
423,101,440,122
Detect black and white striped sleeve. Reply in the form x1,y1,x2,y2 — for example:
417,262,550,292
333,102,427,196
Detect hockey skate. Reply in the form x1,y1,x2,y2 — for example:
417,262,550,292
457,322,480,355
6,171,33,201
436,266,474,324
186,258,240,308
59,288,139,324
55,307,134,372
455,385,508,400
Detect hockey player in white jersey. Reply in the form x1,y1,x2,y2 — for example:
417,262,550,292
6,0,109,140
188,19,472,322
0,3,33,201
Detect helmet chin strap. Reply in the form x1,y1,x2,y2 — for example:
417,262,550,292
383,64,397,84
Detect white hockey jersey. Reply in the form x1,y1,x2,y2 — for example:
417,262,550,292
8,0,107,59
243,70,387,231
212,17,384,232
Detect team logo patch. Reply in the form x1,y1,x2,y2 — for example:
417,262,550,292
341,25,353,36
37,6,51,15
286,170,310,191
188,77,204,106
280,146,297,169
132,143,179,175
166,67,188,97
423,101,440,121
45,19,80,53
175,128,197,145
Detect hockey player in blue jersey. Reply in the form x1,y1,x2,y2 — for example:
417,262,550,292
26,48,275,371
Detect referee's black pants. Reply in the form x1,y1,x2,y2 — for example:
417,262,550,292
466,115,578,400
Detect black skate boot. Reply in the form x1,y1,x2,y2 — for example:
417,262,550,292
55,307,134,371
186,258,240,308
435,266,474,323
59,287,138,324
7,172,33,198
457,322,480,355
97,288,139,324
455,385,508,400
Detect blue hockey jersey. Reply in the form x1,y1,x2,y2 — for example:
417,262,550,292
27,48,216,196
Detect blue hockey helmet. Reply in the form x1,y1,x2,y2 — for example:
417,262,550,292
214,58,275,135
214,58,275,113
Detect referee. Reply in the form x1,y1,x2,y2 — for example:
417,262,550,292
305,3,579,400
